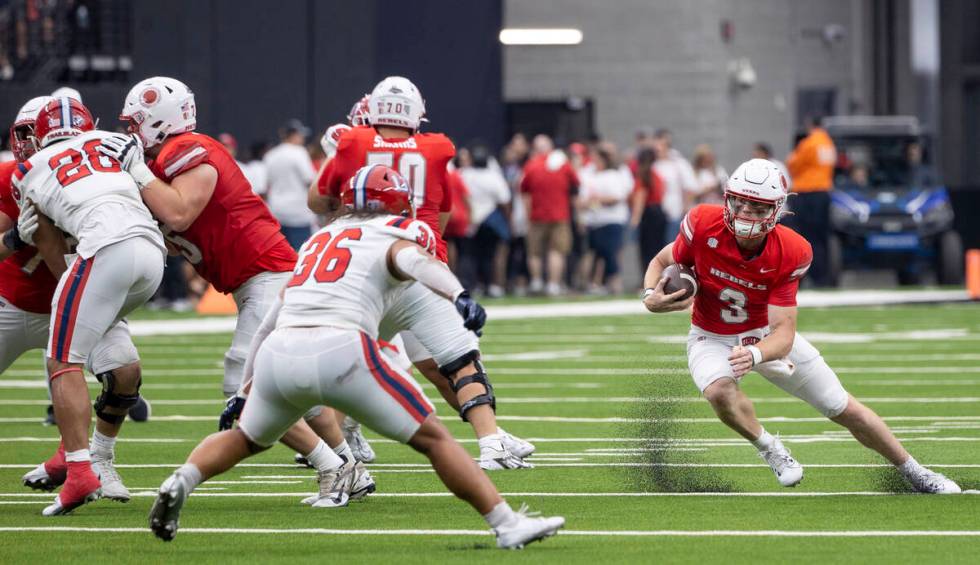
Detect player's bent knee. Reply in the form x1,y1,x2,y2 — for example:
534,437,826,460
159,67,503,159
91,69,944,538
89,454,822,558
702,377,737,407
303,405,323,421
442,354,495,422
407,414,450,454
93,368,143,425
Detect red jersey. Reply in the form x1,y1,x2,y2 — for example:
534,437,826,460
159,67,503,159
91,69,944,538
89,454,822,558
672,205,811,334
520,153,578,222
149,133,297,293
317,126,455,261
0,161,59,314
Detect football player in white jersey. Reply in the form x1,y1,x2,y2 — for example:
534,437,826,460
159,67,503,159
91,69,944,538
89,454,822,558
12,97,166,515
150,165,564,549
2,96,151,507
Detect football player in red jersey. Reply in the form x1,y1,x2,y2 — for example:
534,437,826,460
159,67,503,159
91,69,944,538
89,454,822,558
1,97,155,512
308,78,534,469
99,77,364,502
642,158,960,493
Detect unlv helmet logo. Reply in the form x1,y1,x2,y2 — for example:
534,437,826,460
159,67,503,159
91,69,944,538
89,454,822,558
140,87,161,107
388,85,403,94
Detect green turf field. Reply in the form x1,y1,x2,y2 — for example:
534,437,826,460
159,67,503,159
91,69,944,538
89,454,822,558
2,302,979,563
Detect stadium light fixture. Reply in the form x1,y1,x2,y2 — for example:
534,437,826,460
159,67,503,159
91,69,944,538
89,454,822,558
499,28,583,46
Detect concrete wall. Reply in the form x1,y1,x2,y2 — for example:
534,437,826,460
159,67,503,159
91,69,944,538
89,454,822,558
504,0,868,169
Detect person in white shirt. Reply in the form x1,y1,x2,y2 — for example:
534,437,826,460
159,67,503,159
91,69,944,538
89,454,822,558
690,143,728,208
458,144,511,297
263,120,316,249
653,129,697,242
577,143,633,294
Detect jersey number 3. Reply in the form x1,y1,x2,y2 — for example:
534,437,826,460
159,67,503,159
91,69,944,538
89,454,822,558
47,139,121,188
287,228,362,287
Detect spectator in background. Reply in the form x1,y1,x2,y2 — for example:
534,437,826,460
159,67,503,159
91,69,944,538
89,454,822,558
219,133,251,184
578,142,632,295
630,147,666,274
904,140,936,188
630,126,656,163
443,161,471,274
787,116,837,287
264,119,316,249
460,143,511,298
845,163,871,190
501,135,531,295
521,134,578,296
653,129,697,242
691,143,727,207
245,141,271,197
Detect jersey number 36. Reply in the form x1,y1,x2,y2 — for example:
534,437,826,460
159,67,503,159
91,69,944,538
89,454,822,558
287,228,363,287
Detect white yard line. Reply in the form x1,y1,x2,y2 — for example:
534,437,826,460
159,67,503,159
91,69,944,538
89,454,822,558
1,526,980,538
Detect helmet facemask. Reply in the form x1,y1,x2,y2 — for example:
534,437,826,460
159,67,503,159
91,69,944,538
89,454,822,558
723,193,782,239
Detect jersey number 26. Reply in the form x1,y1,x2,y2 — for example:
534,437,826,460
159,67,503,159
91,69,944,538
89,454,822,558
47,140,121,188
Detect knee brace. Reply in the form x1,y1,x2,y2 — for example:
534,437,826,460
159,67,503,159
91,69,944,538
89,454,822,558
445,356,496,422
93,371,141,425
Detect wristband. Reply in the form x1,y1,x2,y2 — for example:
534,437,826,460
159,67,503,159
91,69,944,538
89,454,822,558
746,345,763,367
131,162,158,189
641,288,656,299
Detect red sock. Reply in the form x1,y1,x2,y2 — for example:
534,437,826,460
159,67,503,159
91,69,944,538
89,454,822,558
43,440,67,479
59,461,100,504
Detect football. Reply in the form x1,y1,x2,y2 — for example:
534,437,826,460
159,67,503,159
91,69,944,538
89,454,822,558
662,263,698,300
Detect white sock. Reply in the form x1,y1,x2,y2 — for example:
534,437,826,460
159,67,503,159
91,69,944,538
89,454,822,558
751,429,775,451
306,440,344,472
90,430,116,457
898,457,922,475
332,440,354,464
483,501,517,528
65,449,91,463
176,463,204,493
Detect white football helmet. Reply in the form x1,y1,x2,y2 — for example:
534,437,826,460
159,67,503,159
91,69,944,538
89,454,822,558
119,76,197,148
9,96,54,161
51,87,82,102
724,158,789,239
368,76,426,131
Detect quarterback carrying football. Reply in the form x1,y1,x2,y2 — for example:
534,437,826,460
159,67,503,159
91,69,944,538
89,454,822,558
642,158,960,493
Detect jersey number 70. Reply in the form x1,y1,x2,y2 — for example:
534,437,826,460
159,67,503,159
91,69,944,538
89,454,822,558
287,228,362,287
365,151,427,207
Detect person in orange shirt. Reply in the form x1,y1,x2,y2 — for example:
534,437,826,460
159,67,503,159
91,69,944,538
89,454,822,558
786,116,837,287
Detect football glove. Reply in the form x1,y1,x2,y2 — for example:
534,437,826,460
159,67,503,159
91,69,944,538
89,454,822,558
453,291,486,336
320,124,351,158
97,134,157,188
3,202,38,250
218,395,247,431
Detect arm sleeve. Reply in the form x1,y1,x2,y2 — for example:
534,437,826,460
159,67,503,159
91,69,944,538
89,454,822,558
392,244,464,300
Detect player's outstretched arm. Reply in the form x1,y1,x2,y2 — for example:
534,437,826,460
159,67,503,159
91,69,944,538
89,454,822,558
729,305,797,377
642,243,692,313
387,239,486,334
98,134,217,232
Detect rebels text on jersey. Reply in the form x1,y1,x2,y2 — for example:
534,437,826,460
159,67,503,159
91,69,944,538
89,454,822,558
316,126,454,261
0,161,58,313
277,214,436,337
672,205,812,334
12,130,164,259
149,132,297,293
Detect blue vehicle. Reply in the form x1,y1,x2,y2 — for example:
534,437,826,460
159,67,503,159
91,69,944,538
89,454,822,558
823,116,963,285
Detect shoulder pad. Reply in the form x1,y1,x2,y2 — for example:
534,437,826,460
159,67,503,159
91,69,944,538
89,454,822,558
378,216,437,256
159,135,210,179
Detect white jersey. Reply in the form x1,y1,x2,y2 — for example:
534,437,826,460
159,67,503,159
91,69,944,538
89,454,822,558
277,214,437,336
13,130,164,259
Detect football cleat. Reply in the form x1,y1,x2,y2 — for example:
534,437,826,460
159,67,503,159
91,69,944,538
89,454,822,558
23,441,67,491
498,428,535,459
41,466,101,516
149,471,193,541
479,436,532,470
349,461,376,501
758,436,803,487
91,454,131,502
342,416,376,463
493,504,565,549
294,452,314,469
905,467,961,494
301,458,355,508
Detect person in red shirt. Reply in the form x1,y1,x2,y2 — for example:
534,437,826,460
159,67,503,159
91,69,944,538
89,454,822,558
641,158,960,494
2,96,154,512
520,134,578,296
100,77,367,502
307,77,534,469
629,147,667,274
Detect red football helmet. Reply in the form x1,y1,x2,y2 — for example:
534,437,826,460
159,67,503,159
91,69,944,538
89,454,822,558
342,164,414,217
33,97,95,148
347,94,371,127
9,95,53,161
